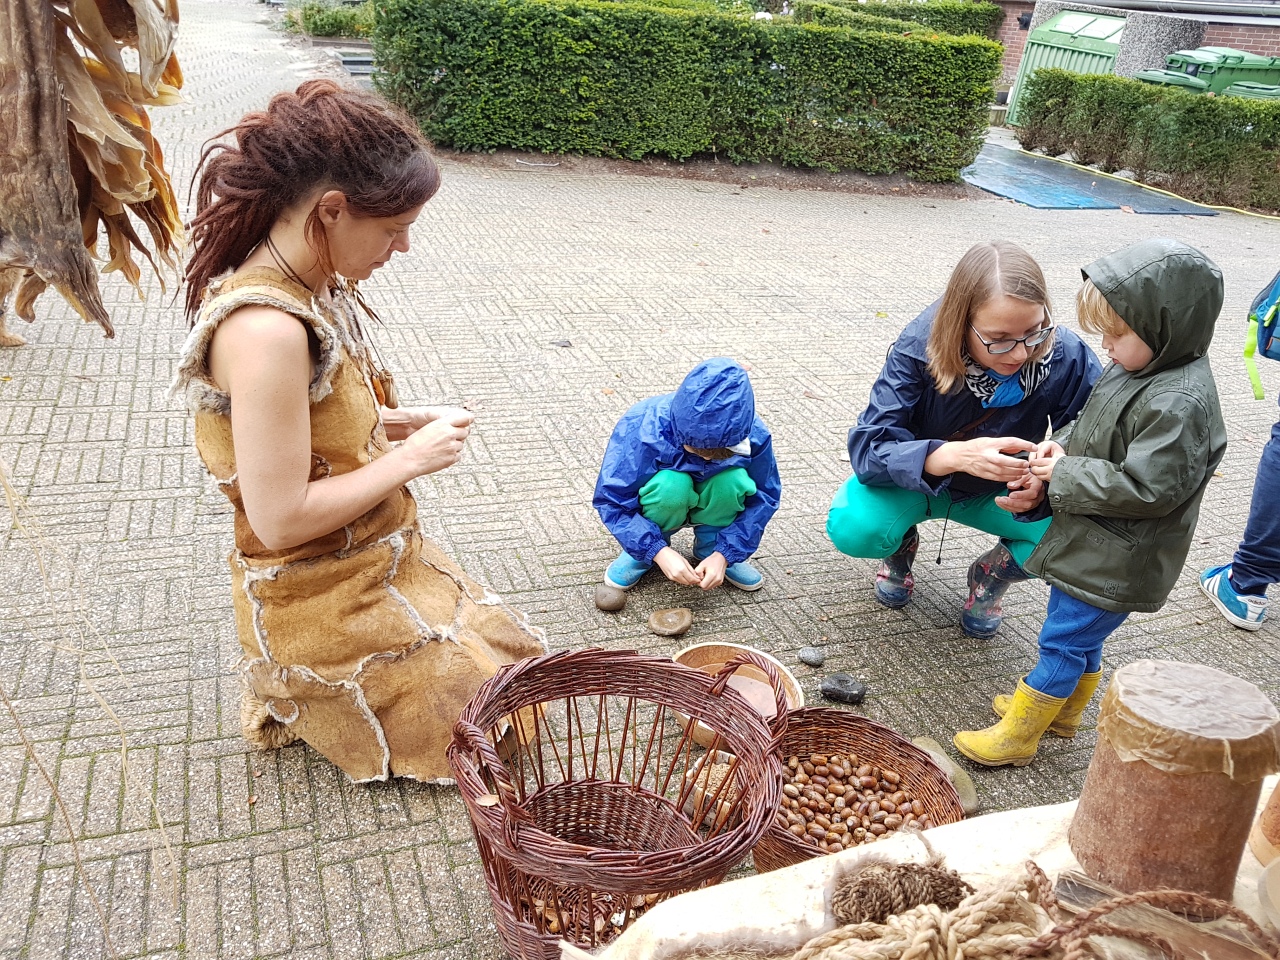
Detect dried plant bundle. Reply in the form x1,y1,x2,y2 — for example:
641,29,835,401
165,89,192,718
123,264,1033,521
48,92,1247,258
0,0,183,344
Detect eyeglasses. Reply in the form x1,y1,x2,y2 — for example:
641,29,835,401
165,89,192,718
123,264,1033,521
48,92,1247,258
969,318,1055,356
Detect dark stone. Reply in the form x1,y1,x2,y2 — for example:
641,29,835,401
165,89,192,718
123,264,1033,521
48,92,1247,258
797,647,826,668
594,583,627,612
820,673,867,706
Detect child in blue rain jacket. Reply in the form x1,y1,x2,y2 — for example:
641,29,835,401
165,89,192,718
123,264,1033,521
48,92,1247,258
594,358,782,593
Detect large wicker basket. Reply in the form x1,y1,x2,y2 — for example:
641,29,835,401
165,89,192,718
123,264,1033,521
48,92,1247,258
448,648,787,960
752,707,964,873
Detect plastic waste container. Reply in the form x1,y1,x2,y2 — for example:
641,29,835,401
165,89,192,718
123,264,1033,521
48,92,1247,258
1006,10,1125,125
1224,80,1280,100
1135,68,1210,93
1165,46,1280,93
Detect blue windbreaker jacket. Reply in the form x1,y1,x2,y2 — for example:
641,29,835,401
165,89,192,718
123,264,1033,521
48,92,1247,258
594,359,782,565
849,302,1102,501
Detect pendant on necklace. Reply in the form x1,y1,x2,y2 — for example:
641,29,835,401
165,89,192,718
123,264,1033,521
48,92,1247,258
373,368,399,409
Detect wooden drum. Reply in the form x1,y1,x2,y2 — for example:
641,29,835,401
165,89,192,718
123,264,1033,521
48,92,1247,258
1068,660,1280,900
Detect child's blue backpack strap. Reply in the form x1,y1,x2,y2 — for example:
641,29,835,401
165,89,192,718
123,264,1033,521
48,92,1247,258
1245,267,1280,400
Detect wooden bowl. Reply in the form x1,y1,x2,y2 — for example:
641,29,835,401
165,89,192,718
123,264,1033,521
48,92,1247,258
672,642,804,750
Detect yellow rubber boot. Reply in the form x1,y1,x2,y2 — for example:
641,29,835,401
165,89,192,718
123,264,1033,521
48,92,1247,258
953,680,1065,767
991,670,1102,738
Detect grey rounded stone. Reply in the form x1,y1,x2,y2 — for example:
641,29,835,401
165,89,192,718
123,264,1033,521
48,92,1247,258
648,607,693,637
820,672,867,705
594,583,627,612
797,646,826,668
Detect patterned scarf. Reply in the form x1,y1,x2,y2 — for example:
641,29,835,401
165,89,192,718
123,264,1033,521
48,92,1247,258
962,351,1052,408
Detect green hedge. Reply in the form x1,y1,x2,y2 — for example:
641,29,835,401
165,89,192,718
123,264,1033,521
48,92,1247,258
1016,69,1280,211
289,0,376,37
793,2,929,35
374,0,1001,180
783,0,1003,37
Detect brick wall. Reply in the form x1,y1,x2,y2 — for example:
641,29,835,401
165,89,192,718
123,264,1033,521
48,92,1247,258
1202,23,1280,57
992,0,1038,82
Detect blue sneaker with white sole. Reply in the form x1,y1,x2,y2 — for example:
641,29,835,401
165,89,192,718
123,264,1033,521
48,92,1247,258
692,525,764,591
722,560,764,591
605,551,653,590
1200,564,1267,631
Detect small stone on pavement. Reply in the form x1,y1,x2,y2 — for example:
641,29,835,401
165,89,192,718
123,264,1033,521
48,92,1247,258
798,647,825,668
649,607,693,637
594,583,627,612
820,673,866,705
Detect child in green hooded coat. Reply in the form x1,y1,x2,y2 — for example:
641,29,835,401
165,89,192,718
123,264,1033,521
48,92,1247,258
954,238,1227,767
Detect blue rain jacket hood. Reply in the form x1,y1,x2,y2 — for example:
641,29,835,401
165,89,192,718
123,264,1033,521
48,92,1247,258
594,359,781,566
670,358,757,449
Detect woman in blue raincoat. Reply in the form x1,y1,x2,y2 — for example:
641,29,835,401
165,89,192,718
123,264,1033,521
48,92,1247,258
827,242,1101,637
594,358,782,593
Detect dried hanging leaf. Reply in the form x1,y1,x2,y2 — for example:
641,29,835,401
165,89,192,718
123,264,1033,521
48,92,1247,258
123,0,179,96
2,0,181,338
0,0,113,336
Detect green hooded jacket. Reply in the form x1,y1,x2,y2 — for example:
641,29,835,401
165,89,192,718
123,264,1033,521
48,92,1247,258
1025,239,1227,613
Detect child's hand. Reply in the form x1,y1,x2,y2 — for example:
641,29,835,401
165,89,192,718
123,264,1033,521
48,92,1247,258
655,546,701,586
695,552,727,591
1029,441,1065,482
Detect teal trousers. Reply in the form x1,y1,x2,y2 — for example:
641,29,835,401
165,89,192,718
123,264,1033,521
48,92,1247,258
826,474,1049,567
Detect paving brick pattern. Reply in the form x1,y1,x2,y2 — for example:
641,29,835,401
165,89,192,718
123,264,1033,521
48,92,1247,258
1,0,1279,956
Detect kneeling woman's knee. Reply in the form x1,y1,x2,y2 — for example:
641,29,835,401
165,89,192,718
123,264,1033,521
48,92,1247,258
826,505,899,558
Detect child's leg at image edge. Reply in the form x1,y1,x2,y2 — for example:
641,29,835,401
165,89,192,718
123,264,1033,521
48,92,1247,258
1231,415,1280,595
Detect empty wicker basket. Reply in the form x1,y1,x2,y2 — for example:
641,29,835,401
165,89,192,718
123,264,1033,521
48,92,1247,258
752,707,964,873
448,648,787,960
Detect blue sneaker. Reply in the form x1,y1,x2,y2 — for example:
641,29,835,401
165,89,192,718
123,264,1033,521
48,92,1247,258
692,525,764,591
723,560,764,592
605,551,652,590
1200,564,1267,631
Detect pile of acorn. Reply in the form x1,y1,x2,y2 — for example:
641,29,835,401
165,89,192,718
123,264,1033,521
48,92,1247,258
520,890,662,938
777,752,934,853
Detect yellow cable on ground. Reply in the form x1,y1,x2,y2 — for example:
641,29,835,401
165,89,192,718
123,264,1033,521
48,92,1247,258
1014,147,1280,222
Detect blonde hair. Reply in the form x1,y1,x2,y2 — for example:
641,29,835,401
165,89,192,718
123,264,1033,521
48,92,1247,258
927,241,1053,394
1076,279,1129,337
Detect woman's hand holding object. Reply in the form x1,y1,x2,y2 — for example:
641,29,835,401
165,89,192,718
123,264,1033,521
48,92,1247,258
925,436,1036,482
399,409,474,477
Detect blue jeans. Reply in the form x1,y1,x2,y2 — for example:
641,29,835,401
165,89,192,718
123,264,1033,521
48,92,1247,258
1231,404,1280,596
1025,588,1128,698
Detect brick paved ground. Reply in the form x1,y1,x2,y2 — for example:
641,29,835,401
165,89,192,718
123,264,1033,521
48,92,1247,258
1,1,1278,956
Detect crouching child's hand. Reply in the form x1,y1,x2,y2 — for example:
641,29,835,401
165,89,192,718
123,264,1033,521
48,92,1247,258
655,546,702,586
695,552,727,591
1029,441,1066,482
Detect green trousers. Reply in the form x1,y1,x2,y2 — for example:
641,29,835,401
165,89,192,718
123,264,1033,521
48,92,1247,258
639,468,756,533
826,473,1049,567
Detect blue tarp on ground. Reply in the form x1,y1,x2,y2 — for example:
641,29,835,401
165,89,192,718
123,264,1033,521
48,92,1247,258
962,144,1216,216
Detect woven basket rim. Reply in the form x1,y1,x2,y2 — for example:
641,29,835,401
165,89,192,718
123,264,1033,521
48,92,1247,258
756,706,964,869
448,647,785,887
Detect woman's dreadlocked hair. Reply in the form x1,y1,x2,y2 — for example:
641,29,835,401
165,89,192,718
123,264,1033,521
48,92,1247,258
184,79,440,321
